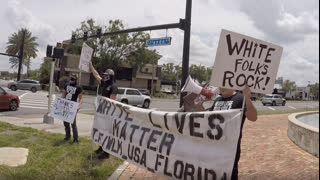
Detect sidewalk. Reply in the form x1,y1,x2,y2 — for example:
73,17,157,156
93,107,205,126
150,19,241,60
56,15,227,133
117,114,319,180
0,113,93,138
0,113,318,179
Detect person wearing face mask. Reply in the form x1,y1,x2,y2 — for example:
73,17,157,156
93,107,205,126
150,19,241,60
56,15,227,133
89,62,118,159
61,73,83,144
209,85,257,180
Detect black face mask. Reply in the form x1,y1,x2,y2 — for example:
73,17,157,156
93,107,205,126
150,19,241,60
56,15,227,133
70,79,77,85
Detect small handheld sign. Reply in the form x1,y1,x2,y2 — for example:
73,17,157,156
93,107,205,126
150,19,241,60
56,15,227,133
79,43,93,72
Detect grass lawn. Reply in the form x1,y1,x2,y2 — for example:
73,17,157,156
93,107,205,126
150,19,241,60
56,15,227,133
0,122,123,180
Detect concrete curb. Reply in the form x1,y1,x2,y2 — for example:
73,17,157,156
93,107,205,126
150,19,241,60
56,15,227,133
108,161,129,180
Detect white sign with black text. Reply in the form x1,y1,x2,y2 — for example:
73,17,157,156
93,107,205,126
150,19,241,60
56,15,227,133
50,97,79,124
79,43,93,72
92,96,242,180
210,29,283,94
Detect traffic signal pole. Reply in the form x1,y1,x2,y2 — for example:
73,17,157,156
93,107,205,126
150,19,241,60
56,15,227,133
71,0,192,107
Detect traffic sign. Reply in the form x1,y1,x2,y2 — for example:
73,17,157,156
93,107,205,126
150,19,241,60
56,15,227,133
145,37,172,47
9,57,18,63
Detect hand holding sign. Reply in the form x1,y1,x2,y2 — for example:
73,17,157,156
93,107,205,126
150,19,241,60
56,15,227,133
79,43,93,72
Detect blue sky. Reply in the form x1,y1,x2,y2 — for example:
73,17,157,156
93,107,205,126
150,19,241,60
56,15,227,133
0,0,318,86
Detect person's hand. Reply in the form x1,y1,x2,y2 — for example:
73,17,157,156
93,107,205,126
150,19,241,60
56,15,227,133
89,61,93,70
242,84,251,99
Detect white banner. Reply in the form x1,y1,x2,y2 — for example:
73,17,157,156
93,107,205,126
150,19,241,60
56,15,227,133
210,29,283,94
50,97,79,123
79,43,93,72
92,96,242,180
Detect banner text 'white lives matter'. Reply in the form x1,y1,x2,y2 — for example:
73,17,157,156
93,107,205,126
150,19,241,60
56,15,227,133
92,96,243,180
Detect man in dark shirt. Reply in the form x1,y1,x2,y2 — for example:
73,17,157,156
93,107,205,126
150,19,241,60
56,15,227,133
210,85,257,180
61,73,83,144
89,62,118,159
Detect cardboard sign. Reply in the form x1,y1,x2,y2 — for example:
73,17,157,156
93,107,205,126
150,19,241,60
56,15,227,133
210,29,283,94
50,97,78,123
92,96,242,180
79,43,93,72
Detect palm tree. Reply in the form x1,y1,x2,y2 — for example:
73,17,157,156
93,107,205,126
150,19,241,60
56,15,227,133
6,28,39,77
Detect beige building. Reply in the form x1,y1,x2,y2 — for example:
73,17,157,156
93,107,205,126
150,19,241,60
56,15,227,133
53,42,161,92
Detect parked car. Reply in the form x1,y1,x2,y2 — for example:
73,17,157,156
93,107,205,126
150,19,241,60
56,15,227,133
138,89,150,96
261,94,286,106
7,79,41,93
0,87,19,111
116,88,151,108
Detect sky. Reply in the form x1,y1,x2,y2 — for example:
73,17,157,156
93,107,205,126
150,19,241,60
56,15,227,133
0,0,318,86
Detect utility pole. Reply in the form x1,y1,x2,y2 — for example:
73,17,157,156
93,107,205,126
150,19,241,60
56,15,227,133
180,0,192,107
17,29,26,81
70,0,193,106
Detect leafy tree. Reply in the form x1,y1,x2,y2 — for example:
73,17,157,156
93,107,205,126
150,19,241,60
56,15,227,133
38,58,51,84
161,63,176,81
6,28,39,77
282,80,296,94
189,64,209,84
71,19,151,72
126,48,162,71
28,69,40,80
308,83,319,100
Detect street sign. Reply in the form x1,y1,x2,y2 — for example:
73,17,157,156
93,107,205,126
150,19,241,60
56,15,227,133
145,37,172,47
9,57,18,63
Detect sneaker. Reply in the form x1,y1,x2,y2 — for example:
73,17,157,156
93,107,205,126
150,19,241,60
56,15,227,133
72,139,79,144
64,137,70,141
94,147,103,154
97,152,110,160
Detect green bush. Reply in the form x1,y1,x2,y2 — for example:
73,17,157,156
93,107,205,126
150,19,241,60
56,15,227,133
153,92,167,98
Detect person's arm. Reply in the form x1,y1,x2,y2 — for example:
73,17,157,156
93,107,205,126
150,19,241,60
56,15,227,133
110,86,118,100
242,85,258,121
78,93,83,110
89,62,102,84
61,88,66,98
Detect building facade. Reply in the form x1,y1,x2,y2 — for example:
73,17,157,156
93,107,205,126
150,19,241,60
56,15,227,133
53,42,161,93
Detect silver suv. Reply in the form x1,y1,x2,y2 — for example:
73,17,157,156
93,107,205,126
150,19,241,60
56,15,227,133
261,94,286,106
7,79,41,93
116,88,151,108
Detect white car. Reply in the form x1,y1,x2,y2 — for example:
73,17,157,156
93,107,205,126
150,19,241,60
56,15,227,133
116,88,151,108
261,94,286,106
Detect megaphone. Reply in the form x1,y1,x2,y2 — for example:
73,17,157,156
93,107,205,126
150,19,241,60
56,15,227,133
181,75,219,99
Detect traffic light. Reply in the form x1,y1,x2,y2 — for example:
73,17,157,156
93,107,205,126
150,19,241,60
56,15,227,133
46,45,53,57
83,32,88,41
273,88,278,94
97,28,102,38
53,47,64,59
71,34,76,43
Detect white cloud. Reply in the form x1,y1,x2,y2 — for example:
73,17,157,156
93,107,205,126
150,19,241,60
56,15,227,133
0,0,318,86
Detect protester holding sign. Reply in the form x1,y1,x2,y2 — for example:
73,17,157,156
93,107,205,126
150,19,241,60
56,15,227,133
89,62,118,159
210,85,257,180
61,73,83,144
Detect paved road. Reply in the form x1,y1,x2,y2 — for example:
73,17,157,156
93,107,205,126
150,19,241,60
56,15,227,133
1,83,319,117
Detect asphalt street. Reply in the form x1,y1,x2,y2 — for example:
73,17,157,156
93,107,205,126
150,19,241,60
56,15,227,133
0,79,319,117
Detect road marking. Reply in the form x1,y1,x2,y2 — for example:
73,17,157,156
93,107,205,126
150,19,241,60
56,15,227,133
288,106,296,109
19,92,28,99
20,103,50,107
268,107,276,110
20,106,49,110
